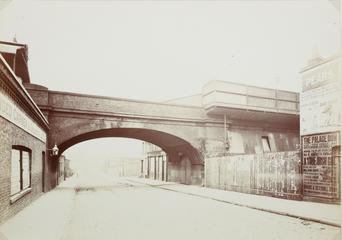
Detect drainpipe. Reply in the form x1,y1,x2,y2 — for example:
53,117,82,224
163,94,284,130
140,159,144,177
165,155,168,182
224,114,227,144
224,114,230,152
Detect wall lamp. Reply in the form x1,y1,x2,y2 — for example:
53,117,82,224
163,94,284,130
48,144,59,156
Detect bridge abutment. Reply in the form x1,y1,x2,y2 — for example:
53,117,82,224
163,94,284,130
166,152,204,185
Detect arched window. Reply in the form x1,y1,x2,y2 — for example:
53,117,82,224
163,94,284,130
10,146,32,198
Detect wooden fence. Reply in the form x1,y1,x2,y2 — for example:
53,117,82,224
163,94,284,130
205,151,302,200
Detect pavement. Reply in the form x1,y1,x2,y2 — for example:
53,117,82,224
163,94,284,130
0,175,340,240
0,179,77,240
125,177,341,228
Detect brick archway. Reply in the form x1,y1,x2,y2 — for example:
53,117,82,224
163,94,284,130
57,127,202,164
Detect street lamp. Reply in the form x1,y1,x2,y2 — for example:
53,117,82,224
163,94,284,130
48,144,59,156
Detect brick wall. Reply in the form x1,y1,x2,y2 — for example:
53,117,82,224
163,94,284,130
0,117,46,223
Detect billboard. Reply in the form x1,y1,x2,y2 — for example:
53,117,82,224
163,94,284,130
300,57,341,135
302,131,340,199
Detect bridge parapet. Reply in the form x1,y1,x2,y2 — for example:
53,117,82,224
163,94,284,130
25,84,222,124
202,80,299,115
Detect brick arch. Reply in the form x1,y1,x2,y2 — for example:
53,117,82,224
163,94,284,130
56,128,203,164
25,85,214,190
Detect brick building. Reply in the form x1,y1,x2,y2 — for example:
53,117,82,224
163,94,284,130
0,41,49,223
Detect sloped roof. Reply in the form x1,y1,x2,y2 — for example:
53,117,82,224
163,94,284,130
0,41,30,83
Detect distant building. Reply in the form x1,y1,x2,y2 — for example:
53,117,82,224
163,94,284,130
164,94,202,107
142,142,167,181
64,158,73,179
57,155,65,185
105,157,141,177
57,155,73,184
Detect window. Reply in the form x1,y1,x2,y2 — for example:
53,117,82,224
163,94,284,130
11,146,31,196
261,136,271,152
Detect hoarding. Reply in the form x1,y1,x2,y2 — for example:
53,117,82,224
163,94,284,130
300,58,341,135
302,131,340,199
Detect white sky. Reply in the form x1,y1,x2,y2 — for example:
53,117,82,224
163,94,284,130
0,0,340,100
0,0,340,168
66,138,143,171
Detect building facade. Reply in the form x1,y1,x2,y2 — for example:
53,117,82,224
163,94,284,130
142,142,168,181
0,41,49,223
64,158,73,179
57,155,65,185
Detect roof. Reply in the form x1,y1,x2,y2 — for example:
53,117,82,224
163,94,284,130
0,41,30,83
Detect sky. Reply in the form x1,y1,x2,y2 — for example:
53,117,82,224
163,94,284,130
0,0,340,100
0,0,340,169
65,138,143,171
